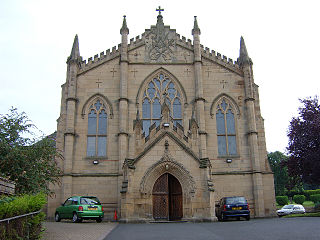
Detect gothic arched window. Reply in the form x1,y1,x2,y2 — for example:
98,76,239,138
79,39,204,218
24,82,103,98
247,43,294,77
87,99,108,157
142,73,182,136
216,99,237,156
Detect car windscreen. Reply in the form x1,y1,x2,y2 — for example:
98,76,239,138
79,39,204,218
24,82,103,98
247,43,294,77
225,197,247,204
282,205,294,209
80,197,101,205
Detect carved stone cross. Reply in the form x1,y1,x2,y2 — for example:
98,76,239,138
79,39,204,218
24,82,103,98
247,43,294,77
220,80,228,89
205,68,212,77
96,80,102,88
184,68,191,76
110,68,117,77
156,6,164,15
131,69,138,77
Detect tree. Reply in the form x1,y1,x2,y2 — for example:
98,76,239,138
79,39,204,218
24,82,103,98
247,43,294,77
286,96,320,185
0,108,61,194
268,151,289,196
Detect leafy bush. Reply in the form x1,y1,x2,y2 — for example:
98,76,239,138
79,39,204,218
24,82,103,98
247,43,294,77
0,193,46,240
310,194,320,204
287,190,303,199
293,195,306,204
276,196,289,206
315,202,320,212
304,189,320,201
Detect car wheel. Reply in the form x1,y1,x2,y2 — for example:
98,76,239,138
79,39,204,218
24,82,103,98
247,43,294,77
55,212,61,222
222,213,227,221
96,217,102,223
72,212,81,223
246,215,250,221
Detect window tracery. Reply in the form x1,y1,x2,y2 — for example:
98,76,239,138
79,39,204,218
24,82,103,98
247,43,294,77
142,73,182,136
216,98,237,156
86,99,108,157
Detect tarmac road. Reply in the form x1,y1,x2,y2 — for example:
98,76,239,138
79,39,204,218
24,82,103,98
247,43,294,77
104,217,320,240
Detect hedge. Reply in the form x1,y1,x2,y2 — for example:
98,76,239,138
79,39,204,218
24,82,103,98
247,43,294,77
304,190,320,201
293,195,306,205
287,190,303,199
0,193,47,240
310,194,320,204
276,196,289,206
315,202,320,212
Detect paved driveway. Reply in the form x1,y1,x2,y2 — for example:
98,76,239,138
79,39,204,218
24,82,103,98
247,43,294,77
43,221,117,240
104,217,320,240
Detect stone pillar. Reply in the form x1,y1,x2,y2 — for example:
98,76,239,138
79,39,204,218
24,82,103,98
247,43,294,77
239,36,265,217
192,17,216,221
192,16,207,160
63,35,80,200
118,16,130,218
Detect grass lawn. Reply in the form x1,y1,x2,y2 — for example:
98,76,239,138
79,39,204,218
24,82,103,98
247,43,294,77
302,201,315,207
283,212,320,218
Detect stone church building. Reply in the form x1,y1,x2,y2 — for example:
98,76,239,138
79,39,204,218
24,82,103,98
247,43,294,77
48,8,276,221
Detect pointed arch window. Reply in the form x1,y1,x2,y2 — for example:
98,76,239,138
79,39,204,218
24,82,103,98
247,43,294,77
216,99,237,156
87,99,108,157
142,73,182,136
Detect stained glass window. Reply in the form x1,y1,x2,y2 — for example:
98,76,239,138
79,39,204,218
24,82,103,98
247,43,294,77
87,100,108,157
142,73,182,136
216,99,237,156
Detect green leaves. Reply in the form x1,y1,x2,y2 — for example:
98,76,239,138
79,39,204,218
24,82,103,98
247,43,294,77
0,108,61,195
287,96,320,185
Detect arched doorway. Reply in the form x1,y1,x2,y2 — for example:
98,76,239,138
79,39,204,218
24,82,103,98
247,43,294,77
152,173,183,220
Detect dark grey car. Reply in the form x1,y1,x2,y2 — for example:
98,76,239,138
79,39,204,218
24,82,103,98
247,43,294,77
215,196,250,221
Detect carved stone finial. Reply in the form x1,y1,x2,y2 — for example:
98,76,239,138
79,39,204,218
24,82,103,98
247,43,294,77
192,16,201,35
67,34,80,63
238,36,252,67
133,109,142,132
161,102,171,123
191,106,196,120
120,15,129,34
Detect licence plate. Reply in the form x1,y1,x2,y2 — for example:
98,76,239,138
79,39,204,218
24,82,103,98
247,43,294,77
88,207,98,210
232,207,242,210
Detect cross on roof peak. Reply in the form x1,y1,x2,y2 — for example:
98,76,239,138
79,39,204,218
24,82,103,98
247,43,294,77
156,6,164,15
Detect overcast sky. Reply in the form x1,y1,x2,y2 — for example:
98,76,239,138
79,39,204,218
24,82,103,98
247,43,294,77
0,0,319,153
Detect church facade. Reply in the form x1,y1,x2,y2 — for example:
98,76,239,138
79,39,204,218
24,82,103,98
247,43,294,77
48,9,276,221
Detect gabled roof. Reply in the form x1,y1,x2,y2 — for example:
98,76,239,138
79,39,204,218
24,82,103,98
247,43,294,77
74,12,244,76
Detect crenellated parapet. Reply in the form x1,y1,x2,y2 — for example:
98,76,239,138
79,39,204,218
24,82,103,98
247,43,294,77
175,33,193,50
200,45,242,75
77,45,121,74
128,34,145,49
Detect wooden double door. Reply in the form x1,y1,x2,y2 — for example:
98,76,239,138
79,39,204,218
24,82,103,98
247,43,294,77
152,173,183,220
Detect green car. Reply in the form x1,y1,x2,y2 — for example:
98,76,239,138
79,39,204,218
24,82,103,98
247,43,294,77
55,196,104,223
